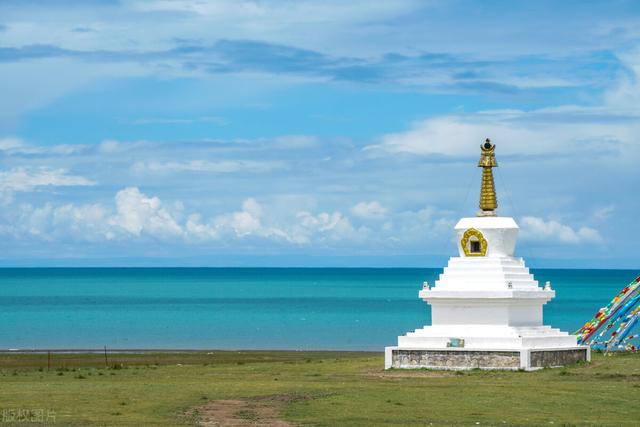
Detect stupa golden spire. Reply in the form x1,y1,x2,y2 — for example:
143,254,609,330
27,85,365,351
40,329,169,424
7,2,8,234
477,138,498,216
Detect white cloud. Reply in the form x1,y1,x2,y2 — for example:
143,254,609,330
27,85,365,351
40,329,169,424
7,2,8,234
366,50,640,162
0,137,87,156
604,49,640,110
213,198,263,237
11,202,111,241
297,211,342,232
593,205,616,220
12,184,609,255
295,210,368,243
368,108,640,158
350,201,388,219
0,137,23,150
129,0,420,30
272,135,318,148
131,159,278,174
110,187,183,238
51,203,111,240
0,0,422,59
99,139,123,154
0,167,95,192
520,216,603,244
2,187,407,247
185,198,291,242
388,206,455,246
189,199,371,245
131,116,226,126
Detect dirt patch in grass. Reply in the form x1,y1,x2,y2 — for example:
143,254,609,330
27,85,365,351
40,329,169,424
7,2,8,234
183,393,332,426
184,399,293,426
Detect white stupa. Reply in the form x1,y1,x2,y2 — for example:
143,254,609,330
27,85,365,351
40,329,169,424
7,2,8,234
385,140,590,370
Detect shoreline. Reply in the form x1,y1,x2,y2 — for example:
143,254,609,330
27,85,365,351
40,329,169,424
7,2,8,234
0,348,381,354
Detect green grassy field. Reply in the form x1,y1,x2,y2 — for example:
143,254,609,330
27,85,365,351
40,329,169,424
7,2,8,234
0,351,638,426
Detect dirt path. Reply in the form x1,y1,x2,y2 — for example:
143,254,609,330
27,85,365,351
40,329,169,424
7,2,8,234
183,393,332,426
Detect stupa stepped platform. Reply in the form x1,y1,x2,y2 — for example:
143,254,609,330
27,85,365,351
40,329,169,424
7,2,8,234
447,256,527,268
405,325,568,337
433,278,539,290
434,257,539,290
440,268,533,279
421,289,553,299
399,325,577,349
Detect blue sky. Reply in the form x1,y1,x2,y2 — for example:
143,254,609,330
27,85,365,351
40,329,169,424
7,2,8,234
0,0,639,267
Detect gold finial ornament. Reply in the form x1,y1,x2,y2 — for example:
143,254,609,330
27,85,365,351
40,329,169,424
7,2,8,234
478,138,498,216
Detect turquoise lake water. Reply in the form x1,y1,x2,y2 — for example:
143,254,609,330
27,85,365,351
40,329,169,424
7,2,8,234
0,268,637,351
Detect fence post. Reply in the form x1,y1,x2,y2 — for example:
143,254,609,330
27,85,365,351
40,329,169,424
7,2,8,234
104,345,108,367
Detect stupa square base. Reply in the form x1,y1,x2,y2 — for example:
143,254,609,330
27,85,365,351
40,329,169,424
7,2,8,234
385,346,590,371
